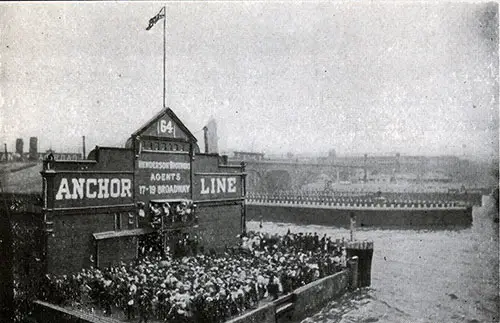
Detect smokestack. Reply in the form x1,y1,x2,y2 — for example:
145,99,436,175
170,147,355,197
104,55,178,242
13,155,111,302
82,136,86,159
204,118,219,154
15,138,23,161
3,143,7,162
203,126,208,153
29,137,38,160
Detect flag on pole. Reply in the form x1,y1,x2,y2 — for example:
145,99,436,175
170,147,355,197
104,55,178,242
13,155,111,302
146,7,165,31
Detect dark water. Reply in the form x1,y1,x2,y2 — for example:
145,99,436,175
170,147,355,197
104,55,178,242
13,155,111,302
247,196,499,323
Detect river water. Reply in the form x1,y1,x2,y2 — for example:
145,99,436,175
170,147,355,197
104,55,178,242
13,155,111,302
247,196,499,323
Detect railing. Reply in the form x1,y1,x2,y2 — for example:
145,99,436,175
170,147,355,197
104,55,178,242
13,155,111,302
246,193,468,209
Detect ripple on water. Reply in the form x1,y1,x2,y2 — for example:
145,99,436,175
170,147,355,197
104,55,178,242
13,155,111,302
248,196,499,323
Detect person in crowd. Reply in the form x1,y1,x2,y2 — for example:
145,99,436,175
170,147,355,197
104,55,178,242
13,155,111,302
43,230,347,323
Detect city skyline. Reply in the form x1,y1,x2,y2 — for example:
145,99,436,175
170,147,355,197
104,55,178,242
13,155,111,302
0,2,498,161
2,134,494,163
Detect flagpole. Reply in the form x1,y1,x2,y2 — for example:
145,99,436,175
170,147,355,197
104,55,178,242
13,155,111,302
162,6,166,108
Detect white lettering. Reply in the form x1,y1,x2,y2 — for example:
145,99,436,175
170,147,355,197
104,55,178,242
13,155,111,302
55,178,71,200
97,179,110,199
159,120,174,134
157,185,190,194
149,173,180,182
121,179,132,198
86,179,97,198
56,177,131,200
109,179,120,198
138,160,190,170
227,177,237,193
71,178,85,199
200,178,210,195
160,120,167,133
199,177,238,195
216,178,226,193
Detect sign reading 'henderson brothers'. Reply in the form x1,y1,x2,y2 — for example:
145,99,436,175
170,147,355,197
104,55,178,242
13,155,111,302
135,152,191,202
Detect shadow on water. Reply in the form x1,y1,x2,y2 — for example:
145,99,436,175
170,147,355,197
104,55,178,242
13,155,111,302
355,224,472,232
248,196,499,323
300,287,413,323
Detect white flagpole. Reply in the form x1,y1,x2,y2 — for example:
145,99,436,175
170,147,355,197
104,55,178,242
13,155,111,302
162,6,167,108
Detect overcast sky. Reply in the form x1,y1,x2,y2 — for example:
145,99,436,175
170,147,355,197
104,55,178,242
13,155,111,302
0,1,498,160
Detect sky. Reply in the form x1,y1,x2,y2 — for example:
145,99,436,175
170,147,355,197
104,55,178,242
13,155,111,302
0,1,498,160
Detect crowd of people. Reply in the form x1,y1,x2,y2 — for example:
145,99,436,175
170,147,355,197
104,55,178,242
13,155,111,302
42,230,347,323
147,200,198,231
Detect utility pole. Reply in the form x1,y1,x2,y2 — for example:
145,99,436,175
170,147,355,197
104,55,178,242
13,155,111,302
82,136,86,159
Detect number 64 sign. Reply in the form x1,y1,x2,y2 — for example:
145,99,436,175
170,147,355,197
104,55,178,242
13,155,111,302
158,119,175,136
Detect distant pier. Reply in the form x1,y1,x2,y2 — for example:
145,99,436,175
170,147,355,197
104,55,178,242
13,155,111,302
246,193,474,228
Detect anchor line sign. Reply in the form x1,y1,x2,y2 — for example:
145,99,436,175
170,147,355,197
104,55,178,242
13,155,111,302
50,173,134,208
194,175,242,200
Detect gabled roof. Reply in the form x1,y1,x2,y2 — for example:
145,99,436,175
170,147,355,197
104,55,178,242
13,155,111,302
131,108,198,142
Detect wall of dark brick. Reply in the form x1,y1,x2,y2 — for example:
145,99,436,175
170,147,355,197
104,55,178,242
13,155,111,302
46,203,243,274
97,236,138,268
247,205,473,228
33,300,119,323
193,154,226,173
0,209,14,322
291,270,350,321
195,203,243,250
225,303,275,323
47,211,125,275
